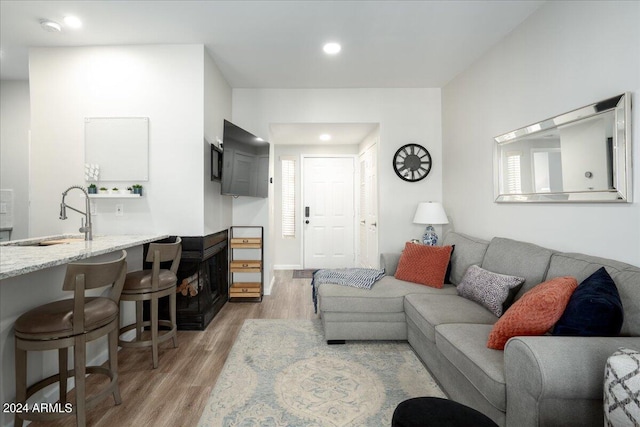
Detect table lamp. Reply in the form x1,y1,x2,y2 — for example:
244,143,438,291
413,202,449,246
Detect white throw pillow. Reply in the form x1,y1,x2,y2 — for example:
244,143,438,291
604,347,640,426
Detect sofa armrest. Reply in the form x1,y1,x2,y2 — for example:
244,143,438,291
505,335,640,427
380,253,401,275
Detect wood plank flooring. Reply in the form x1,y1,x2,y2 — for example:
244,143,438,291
29,270,317,427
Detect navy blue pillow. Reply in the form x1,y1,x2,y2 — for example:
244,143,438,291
553,267,623,336
444,245,455,284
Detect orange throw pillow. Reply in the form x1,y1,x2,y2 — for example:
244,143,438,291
394,243,453,288
487,276,578,350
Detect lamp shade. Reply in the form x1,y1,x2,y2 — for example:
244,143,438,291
413,202,449,225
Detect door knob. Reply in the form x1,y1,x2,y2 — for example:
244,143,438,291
305,220,310,224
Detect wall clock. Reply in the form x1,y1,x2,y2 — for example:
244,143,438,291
392,143,432,182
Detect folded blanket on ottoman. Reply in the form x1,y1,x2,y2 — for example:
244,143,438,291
311,268,385,313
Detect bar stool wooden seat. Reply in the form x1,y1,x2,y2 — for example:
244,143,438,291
14,250,128,427
118,237,181,369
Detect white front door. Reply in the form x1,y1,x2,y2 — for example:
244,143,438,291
303,157,355,269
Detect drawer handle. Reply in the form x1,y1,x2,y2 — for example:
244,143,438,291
242,239,249,243
242,288,248,292
242,263,249,267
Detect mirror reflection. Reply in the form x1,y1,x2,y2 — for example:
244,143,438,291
494,93,631,202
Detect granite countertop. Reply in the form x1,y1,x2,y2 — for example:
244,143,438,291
0,234,169,280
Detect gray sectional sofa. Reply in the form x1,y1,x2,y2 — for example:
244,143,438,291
316,231,640,426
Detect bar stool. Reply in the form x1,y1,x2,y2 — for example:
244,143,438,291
14,250,127,427
118,237,181,368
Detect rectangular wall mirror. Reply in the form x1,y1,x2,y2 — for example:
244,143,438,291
494,93,632,203
85,117,149,181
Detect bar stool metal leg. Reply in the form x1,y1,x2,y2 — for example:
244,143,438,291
14,343,26,427
151,295,159,368
59,347,68,404
170,291,178,347
75,334,87,426
109,318,122,404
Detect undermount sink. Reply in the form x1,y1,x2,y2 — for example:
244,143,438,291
5,238,86,247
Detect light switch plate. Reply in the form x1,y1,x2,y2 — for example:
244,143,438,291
115,204,124,216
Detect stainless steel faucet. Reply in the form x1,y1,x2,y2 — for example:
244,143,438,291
60,185,93,241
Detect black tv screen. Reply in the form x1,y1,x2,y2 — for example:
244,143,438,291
221,120,270,198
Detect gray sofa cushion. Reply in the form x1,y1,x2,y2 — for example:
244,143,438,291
318,275,457,313
546,252,640,336
380,253,402,276
442,232,490,285
482,237,554,300
321,311,406,322
436,323,506,412
404,294,497,342
322,316,409,340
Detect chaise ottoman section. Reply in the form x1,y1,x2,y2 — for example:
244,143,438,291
318,276,458,341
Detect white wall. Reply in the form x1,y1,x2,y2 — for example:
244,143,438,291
273,144,359,269
204,50,233,235
233,88,443,283
29,45,206,237
359,126,380,153
0,81,30,240
442,0,640,266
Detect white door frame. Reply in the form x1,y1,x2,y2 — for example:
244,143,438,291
300,154,359,269
358,141,379,268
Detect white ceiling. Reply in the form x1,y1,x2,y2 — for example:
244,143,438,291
0,0,545,87
270,123,379,145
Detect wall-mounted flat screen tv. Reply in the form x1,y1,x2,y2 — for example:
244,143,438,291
221,120,270,198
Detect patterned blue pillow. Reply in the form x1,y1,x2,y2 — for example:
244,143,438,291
553,267,623,336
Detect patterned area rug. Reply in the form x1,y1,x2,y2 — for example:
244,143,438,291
198,319,445,427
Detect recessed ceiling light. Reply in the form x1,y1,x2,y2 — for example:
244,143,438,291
40,19,62,33
319,133,332,141
255,137,264,142
64,15,82,29
323,42,341,55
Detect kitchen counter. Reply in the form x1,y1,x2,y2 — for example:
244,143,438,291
0,234,169,280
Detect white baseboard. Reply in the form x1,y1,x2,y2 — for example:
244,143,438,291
263,276,275,295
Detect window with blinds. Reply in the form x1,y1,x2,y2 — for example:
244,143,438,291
506,151,522,194
281,158,296,238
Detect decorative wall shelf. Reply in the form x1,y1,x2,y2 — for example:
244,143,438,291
88,194,142,199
